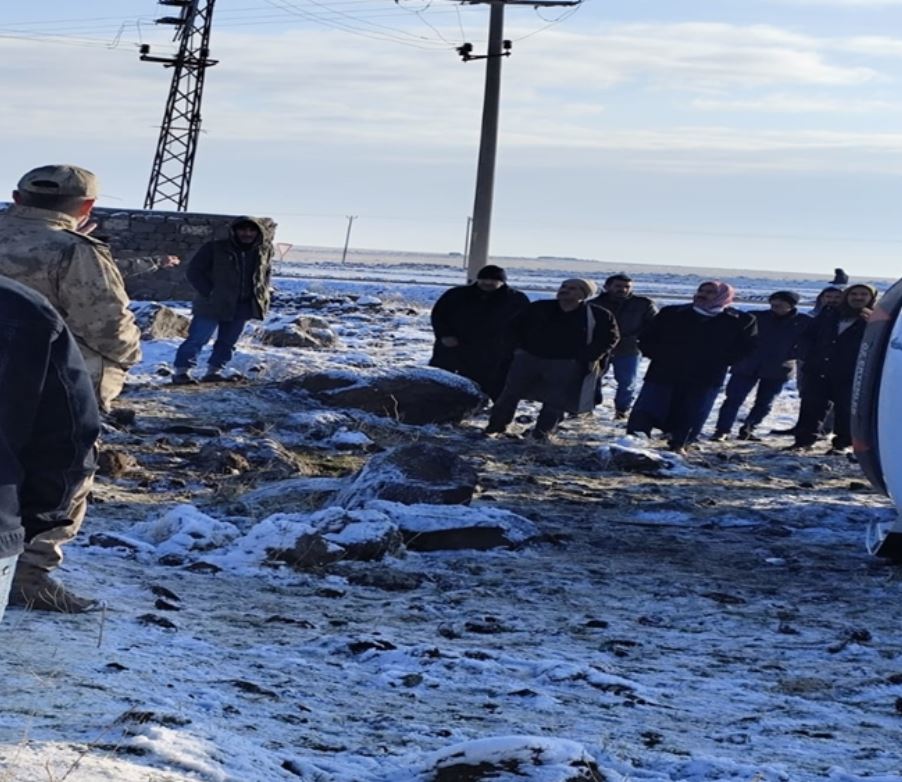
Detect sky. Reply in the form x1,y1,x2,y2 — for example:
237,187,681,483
3,0,902,276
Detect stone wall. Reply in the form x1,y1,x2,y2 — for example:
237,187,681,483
89,208,277,302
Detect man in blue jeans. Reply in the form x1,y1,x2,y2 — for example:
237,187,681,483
172,216,273,384
0,277,99,621
590,274,658,419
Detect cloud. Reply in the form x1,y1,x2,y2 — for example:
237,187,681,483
691,93,898,113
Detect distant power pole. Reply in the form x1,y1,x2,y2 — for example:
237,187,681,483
140,0,218,211
458,0,580,282
341,215,357,263
462,215,473,270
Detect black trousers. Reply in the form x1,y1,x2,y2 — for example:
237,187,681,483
794,373,852,449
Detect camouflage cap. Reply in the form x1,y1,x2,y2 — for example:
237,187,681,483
17,164,99,199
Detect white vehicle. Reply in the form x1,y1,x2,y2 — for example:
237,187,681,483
852,279,902,560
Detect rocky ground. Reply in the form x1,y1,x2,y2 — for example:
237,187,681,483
1,290,901,782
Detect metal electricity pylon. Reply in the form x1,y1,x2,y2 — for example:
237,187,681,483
140,0,218,211
458,0,580,281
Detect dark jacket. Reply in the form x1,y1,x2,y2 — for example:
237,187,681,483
799,307,869,384
639,304,757,387
731,309,811,381
0,277,100,560
187,216,273,321
515,300,620,365
589,292,657,357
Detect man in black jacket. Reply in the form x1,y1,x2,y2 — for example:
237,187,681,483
590,273,658,418
711,291,810,441
0,277,100,621
172,216,273,383
792,284,877,452
429,265,530,400
627,281,757,453
486,278,619,440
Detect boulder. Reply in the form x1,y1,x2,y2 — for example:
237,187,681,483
194,436,306,480
237,477,346,515
279,367,484,425
257,314,337,349
367,500,539,552
598,443,674,473
420,736,604,781
130,302,190,340
231,506,404,570
334,444,478,509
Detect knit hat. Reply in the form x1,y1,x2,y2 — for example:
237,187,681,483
561,278,597,300
769,290,800,306
476,265,507,282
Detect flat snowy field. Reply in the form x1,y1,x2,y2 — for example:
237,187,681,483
1,260,900,782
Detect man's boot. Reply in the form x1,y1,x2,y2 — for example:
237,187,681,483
8,567,98,613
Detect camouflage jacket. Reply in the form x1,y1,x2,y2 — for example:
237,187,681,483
0,205,141,410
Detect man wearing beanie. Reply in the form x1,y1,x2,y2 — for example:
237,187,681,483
429,265,530,400
627,281,757,454
485,278,619,441
710,290,809,441
792,283,878,452
589,273,658,419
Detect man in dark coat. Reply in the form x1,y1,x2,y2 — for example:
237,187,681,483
173,216,273,383
429,265,530,400
590,273,658,418
711,290,810,441
0,277,100,620
486,278,619,441
792,283,878,452
627,280,757,453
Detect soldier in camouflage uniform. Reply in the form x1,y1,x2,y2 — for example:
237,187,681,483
0,164,141,612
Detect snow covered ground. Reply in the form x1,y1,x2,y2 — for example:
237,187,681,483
1,261,901,782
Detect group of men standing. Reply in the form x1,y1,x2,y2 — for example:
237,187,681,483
429,268,877,456
0,163,274,622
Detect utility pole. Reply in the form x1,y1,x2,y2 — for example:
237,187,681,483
140,0,218,211
462,215,473,270
341,215,357,264
457,0,580,281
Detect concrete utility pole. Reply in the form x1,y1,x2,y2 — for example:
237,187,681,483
458,0,581,282
341,215,357,264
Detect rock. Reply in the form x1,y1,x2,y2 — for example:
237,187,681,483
279,367,484,425
367,500,539,552
97,448,139,478
130,302,190,340
419,736,603,781
257,314,338,349
335,444,478,509
195,436,305,479
233,506,404,570
237,477,346,515
598,444,671,473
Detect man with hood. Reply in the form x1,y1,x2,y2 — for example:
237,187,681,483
627,281,757,453
485,278,619,441
173,216,273,383
710,291,810,441
429,265,530,400
792,283,878,452
589,273,658,418
0,164,139,612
